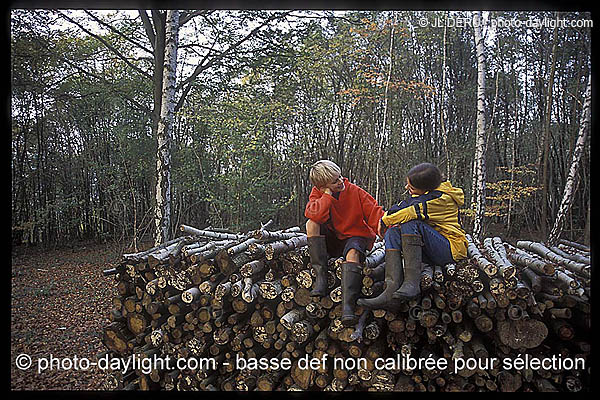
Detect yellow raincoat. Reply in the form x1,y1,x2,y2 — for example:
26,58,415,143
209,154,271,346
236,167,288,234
381,181,468,261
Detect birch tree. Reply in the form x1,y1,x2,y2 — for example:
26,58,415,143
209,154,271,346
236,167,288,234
440,11,451,181
154,10,179,245
54,10,294,245
472,11,487,242
375,13,396,203
548,75,591,245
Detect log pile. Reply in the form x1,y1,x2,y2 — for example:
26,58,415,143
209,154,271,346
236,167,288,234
100,224,591,392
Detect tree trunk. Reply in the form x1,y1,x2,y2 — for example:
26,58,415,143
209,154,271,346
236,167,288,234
507,72,518,236
154,10,179,245
375,13,395,203
548,75,591,245
583,201,590,246
540,14,559,239
440,12,451,181
472,11,487,242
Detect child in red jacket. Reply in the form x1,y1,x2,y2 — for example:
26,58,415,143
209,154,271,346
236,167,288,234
304,160,384,326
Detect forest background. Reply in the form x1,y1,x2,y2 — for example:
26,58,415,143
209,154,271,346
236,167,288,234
11,9,592,254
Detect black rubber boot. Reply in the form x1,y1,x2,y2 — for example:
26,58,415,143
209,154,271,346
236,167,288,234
356,249,403,309
307,236,329,296
341,261,363,327
392,233,424,301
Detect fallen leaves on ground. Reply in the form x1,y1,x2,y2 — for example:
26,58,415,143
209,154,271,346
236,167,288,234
11,242,123,390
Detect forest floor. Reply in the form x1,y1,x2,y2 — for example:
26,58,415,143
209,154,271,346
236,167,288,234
10,241,130,390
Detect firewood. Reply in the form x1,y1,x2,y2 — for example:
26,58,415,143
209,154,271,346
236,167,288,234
548,245,589,266
517,240,590,278
265,236,308,260
103,227,591,392
466,234,498,277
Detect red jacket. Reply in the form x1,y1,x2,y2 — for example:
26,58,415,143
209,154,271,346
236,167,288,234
305,178,384,249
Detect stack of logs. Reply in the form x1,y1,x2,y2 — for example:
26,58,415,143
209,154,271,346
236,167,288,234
100,222,591,392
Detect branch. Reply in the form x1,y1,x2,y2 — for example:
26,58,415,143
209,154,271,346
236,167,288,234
174,10,295,112
138,10,156,51
150,10,165,41
59,56,152,115
55,10,152,81
286,11,361,26
83,10,153,55
180,10,212,26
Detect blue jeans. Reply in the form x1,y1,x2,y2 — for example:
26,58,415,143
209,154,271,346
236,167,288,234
384,220,455,266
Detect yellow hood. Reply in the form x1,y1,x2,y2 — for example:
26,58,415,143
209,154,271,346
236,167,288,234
436,181,464,207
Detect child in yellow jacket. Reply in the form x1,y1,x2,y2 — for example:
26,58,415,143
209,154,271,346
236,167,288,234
359,163,468,308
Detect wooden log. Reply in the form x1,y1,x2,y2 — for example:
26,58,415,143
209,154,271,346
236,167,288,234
180,224,244,240
253,229,304,241
127,312,148,336
122,237,188,263
465,299,481,319
517,240,589,278
189,247,221,266
290,356,314,390
549,319,575,341
497,318,548,349
280,309,305,331
473,315,493,333
558,239,589,253
240,259,267,278
265,236,308,260
444,262,456,278
180,287,201,304
364,245,385,269
466,234,498,277
259,280,284,300
147,242,187,269
241,278,260,303
548,245,590,266
505,244,555,276
257,369,289,391
433,264,444,283
484,237,516,279
420,265,434,291
183,239,220,256
103,322,134,354
418,309,439,328
217,249,264,277
291,320,314,344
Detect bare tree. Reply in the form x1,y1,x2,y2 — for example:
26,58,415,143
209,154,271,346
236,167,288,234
154,10,179,245
548,75,591,245
56,9,295,244
440,11,451,181
540,12,559,238
375,13,396,203
472,11,487,243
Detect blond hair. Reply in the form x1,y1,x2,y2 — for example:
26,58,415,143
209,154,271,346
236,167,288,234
309,160,341,188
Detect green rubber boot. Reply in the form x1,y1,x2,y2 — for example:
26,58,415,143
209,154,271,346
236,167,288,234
307,236,329,296
392,233,424,301
356,249,403,309
341,261,363,326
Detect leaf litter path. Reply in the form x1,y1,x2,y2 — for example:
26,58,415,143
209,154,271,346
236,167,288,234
11,242,123,390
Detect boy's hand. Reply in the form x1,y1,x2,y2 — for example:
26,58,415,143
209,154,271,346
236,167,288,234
320,187,333,195
377,219,386,238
